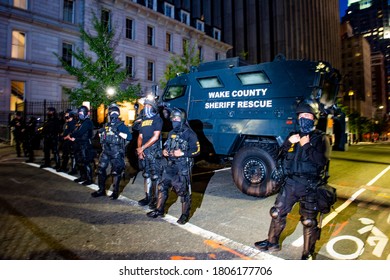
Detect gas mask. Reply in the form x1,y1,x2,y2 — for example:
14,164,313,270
144,106,156,118
172,121,182,132
109,111,119,124
298,117,315,134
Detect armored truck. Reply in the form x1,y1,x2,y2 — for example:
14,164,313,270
160,55,341,197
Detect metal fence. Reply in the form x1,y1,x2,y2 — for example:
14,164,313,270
0,100,97,142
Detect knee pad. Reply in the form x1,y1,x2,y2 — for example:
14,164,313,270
270,206,280,219
301,217,317,228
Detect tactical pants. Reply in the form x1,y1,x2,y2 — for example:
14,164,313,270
268,177,319,256
97,151,125,195
43,136,59,167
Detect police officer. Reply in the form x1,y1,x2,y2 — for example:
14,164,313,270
254,99,330,260
147,108,200,225
91,104,132,199
40,107,61,169
24,116,37,163
57,109,77,173
9,111,25,157
65,105,95,185
136,97,163,208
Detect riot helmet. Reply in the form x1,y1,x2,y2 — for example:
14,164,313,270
296,99,319,133
78,105,89,120
65,108,75,120
47,107,56,119
108,103,120,123
143,95,158,118
296,99,320,120
170,107,187,132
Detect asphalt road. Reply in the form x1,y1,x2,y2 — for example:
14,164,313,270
0,142,389,261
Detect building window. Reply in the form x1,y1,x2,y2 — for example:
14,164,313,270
10,81,25,110
145,0,157,11
213,28,221,41
165,33,172,52
164,2,175,18
126,56,134,77
196,20,204,32
11,30,26,60
180,10,190,25
101,9,111,31
63,0,74,23
147,61,154,81
13,0,27,9
147,26,154,46
126,18,134,40
215,52,220,61
198,46,203,61
62,42,73,66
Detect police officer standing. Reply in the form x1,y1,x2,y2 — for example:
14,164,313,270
24,116,37,163
91,104,132,199
40,107,61,169
254,99,330,260
9,111,25,157
57,109,77,173
136,97,163,208
147,108,200,225
65,105,95,186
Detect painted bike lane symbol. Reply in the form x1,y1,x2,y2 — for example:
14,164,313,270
326,217,389,260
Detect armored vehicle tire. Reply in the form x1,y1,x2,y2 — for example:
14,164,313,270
232,146,276,197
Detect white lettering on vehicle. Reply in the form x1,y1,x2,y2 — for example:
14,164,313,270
205,88,272,110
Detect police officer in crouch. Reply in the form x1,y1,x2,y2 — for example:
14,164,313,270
147,108,200,225
254,99,330,260
91,104,132,199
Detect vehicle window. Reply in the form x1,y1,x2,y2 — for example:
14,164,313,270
197,76,223,88
237,72,270,85
163,85,186,101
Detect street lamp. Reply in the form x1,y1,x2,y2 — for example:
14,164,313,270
348,90,354,114
106,87,115,97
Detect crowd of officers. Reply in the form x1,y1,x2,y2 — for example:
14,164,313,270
9,98,327,259
9,99,200,225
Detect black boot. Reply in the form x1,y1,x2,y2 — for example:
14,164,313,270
301,225,319,260
92,171,106,197
148,181,158,209
82,164,94,185
74,165,86,183
147,188,167,218
138,178,152,206
68,157,77,175
109,175,121,200
177,194,191,225
54,153,61,170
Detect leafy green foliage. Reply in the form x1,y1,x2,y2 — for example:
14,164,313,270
54,13,140,108
159,41,201,90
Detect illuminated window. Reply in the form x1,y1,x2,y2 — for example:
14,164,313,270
237,72,271,85
11,30,26,59
197,77,223,89
13,0,27,9
10,81,25,110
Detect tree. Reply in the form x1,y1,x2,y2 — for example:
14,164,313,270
54,13,140,108
159,41,201,90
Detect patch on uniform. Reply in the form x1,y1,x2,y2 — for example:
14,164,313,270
288,143,295,152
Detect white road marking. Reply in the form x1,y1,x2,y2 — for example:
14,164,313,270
24,162,281,260
292,165,390,247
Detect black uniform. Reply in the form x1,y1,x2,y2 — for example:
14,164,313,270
40,109,61,168
24,116,37,163
57,116,77,173
137,112,164,207
9,113,25,157
71,114,95,185
254,99,330,260
147,108,200,225
92,115,132,199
